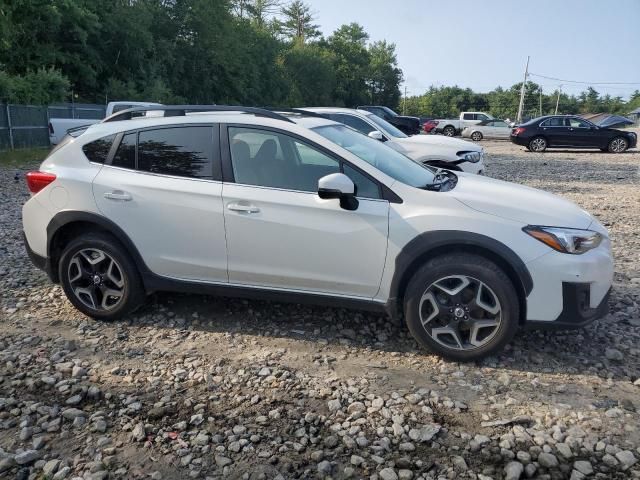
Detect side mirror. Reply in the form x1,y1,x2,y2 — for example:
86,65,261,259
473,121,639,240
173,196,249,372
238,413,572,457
368,130,384,141
317,173,359,211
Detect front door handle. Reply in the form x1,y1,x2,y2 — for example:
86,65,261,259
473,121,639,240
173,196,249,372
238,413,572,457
227,202,260,214
103,190,132,201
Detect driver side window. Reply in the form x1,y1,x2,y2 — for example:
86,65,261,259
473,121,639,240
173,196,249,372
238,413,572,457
569,118,589,128
228,127,381,199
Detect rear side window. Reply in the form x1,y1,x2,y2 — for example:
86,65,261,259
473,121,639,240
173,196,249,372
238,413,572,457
82,135,115,163
112,133,136,169
138,127,214,178
463,113,475,120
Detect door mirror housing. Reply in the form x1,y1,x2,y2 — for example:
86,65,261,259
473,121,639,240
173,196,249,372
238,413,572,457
318,173,359,211
368,130,384,141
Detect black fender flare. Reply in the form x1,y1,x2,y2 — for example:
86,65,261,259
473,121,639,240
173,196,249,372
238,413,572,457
386,230,533,319
46,211,151,282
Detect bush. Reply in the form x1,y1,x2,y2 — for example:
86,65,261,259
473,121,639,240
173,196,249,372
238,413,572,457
0,68,70,104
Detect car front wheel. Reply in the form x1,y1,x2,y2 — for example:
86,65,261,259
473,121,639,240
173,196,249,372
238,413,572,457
471,131,483,141
403,254,519,362
608,137,628,153
59,232,145,320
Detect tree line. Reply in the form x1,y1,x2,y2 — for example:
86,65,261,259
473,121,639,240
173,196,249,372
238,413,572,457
403,84,640,120
0,0,403,107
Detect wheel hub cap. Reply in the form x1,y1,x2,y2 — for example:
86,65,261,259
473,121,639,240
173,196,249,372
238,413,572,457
67,248,126,312
418,275,502,351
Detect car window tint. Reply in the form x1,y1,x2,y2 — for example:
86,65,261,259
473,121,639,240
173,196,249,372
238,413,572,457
333,114,375,135
569,118,589,128
463,113,474,120
137,127,214,178
229,127,339,192
494,121,508,127
343,164,381,199
477,114,489,121
82,134,115,163
111,132,136,169
542,117,565,127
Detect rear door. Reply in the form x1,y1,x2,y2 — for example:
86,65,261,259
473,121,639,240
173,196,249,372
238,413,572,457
92,124,228,283
540,117,570,146
491,120,511,138
222,125,389,298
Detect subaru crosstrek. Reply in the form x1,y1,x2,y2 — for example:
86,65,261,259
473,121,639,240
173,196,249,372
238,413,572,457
22,106,614,361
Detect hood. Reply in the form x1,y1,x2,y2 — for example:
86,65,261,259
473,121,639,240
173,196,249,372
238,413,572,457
398,134,482,152
451,173,593,229
596,115,634,129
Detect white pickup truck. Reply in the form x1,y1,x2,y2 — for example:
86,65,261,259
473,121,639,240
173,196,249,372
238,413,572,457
48,101,162,145
433,111,495,137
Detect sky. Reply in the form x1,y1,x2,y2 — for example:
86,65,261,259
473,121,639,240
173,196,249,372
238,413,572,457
305,0,640,99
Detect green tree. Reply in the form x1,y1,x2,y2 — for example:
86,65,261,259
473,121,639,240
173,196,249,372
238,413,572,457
367,41,402,107
279,0,320,43
326,23,370,107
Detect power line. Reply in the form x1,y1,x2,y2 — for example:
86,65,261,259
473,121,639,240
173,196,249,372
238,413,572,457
529,73,640,86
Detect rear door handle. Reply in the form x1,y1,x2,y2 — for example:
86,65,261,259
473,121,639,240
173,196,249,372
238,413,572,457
227,202,260,213
103,190,132,201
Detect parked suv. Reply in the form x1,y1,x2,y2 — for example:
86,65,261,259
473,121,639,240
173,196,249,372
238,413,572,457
23,106,613,361
358,106,421,135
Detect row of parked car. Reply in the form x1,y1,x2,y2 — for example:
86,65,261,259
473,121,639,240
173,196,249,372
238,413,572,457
400,108,636,154
24,103,615,361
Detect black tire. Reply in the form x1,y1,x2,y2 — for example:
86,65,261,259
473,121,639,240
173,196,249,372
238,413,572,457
528,136,547,152
608,137,628,153
59,232,145,320
403,254,519,362
443,125,456,137
470,131,483,141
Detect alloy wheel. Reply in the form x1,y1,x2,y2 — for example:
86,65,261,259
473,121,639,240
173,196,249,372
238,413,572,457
471,132,482,141
609,138,627,153
418,275,502,351
67,248,126,311
443,127,455,137
530,137,546,152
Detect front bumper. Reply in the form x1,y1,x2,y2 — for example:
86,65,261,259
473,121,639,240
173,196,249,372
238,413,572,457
527,283,610,329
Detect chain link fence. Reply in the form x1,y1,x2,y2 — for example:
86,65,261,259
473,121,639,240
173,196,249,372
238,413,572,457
0,103,106,151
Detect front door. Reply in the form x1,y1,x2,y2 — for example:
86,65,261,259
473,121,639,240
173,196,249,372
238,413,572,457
92,125,228,283
222,126,389,298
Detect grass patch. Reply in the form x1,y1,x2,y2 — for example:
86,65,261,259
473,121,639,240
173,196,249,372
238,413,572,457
0,147,49,168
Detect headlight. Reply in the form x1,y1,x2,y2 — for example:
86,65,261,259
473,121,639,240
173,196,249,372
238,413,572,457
523,226,602,254
462,151,481,163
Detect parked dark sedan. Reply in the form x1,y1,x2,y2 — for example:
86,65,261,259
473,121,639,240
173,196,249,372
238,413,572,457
510,115,637,153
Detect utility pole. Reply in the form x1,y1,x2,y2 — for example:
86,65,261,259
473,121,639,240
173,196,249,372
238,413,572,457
539,87,542,116
516,56,529,124
403,86,407,114
555,85,562,114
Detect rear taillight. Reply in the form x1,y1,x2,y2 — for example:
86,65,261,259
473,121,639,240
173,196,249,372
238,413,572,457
26,171,57,193
512,127,525,136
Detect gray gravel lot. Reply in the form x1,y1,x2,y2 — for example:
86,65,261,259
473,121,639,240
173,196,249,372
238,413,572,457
1,141,639,479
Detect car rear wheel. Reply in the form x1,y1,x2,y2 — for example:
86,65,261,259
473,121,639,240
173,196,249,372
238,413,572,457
528,136,547,152
608,137,628,153
59,232,145,321
443,125,456,137
403,254,519,362
470,131,483,141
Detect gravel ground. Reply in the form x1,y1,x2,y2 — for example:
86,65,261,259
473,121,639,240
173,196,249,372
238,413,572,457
1,141,639,480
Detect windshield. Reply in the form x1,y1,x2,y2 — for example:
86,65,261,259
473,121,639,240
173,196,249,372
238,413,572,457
382,106,399,116
312,125,436,188
367,113,408,138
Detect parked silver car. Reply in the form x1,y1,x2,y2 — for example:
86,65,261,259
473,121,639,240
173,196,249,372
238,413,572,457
462,119,511,141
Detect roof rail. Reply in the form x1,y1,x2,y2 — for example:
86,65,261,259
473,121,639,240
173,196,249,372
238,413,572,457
102,105,295,124
267,108,329,119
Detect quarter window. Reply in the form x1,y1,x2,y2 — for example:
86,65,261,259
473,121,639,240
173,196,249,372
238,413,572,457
138,127,214,178
82,135,115,163
111,132,136,169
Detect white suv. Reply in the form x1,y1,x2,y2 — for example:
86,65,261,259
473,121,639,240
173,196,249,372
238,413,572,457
22,106,613,361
